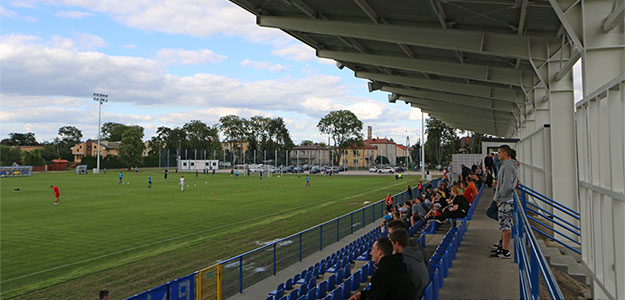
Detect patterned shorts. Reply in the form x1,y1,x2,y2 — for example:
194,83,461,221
498,200,514,231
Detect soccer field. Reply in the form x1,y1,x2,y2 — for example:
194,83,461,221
1,170,420,299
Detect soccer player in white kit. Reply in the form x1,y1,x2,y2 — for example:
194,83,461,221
179,176,185,191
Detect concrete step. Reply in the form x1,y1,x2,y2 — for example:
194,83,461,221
546,251,590,285
541,247,563,264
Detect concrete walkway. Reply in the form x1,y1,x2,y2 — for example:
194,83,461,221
228,221,381,300
438,187,520,299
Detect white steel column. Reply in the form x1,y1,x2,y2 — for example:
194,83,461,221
547,44,579,243
577,0,625,298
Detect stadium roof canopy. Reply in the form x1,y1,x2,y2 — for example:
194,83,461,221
228,0,591,137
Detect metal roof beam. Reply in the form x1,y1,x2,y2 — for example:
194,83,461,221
317,49,534,87
399,96,515,121
417,108,500,134
603,0,625,32
383,86,518,113
257,16,558,60
356,71,523,103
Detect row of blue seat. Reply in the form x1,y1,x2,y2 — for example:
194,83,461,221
267,227,383,300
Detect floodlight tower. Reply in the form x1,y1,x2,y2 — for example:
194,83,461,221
93,93,108,173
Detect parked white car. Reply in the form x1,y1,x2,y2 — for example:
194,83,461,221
378,167,394,173
369,166,378,172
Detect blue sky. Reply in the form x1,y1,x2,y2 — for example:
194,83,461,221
0,1,582,145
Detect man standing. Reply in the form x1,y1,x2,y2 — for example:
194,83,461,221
305,175,310,187
490,145,518,259
50,185,60,205
148,176,152,188
179,176,185,191
349,237,415,300
164,169,168,183
385,193,393,212
118,172,123,184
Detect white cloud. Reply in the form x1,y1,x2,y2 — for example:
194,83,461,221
123,44,136,49
240,59,285,72
155,48,226,66
49,0,288,43
271,43,316,62
74,33,106,50
55,10,94,19
1,4,37,21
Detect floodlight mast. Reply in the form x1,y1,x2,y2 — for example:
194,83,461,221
93,93,108,173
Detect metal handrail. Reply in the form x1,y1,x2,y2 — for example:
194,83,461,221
514,191,565,299
518,184,580,218
525,201,581,232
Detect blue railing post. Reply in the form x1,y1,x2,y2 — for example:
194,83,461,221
362,209,365,228
530,251,540,298
239,256,243,293
320,224,323,251
273,243,277,275
372,204,375,221
299,232,302,262
350,212,353,234
337,219,340,241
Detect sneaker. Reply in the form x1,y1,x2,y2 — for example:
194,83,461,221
490,249,510,259
490,243,501,250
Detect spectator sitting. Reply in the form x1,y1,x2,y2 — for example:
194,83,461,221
484,169,494,187
468,176,479,195
433,186,469,224
389,229,429,299
399,202,411,221
461,181,475,204
424,203,442,220
411,197,428,224
349,237,415,300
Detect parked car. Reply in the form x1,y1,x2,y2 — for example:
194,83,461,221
394,166,405,173
309,167,321,174
378,167,394,173
337,166,347,172
369,166,379,172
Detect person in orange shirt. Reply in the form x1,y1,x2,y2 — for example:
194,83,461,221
50,185,60,205
461,181,475,204
385,193,393,212
467,177,479,196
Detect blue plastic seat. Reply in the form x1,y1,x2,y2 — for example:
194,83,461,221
269,283,284,298
360,265,368,282
266,296,273,300
317,280,327,298
297,272,312,285
351,271,361,291
293,274,301,283
287,289,299,300
336,268,344,283
308,278,316,290
368,261,375,276
307,287,317,300
278,296,287,300
327,274,336,291
299,282,308,295
343,264,351,277
298,296,306,300
342,279,351,298
285,278,293,290
332,285,342,300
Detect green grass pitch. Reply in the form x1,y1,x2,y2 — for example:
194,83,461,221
1,170,420,299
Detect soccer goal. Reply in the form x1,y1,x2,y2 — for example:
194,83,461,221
0,166,33,177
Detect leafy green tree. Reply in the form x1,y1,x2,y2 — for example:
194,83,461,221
317,110,363,165
40,143,60,162
467,132,487,154
0,146,22,165
22,150,46,166
101,122,128,141
54,126,82,161
410,142,421,168
118,126,145,168
1,132,37,146
425,118,460,165
182,120,220,150
148,126,170,156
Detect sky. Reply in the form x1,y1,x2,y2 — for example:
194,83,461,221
0,0,583,145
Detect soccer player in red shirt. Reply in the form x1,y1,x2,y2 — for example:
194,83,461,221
50,185,60,205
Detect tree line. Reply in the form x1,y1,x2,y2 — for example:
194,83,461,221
1,109,487,168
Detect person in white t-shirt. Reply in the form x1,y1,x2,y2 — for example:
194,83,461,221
179,176,185,191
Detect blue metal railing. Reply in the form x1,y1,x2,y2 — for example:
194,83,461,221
517,185,581,255
513,191,565,300
217,177,442,297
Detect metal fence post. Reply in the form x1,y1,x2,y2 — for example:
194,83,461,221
350,213,353,234
530,251,539,298
299,233,302,262
337,219,340,241
320,225,323,251
273,243,276,276
239,256,243,293
362,209,365,228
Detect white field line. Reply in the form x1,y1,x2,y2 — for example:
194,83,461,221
2,180,405,283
